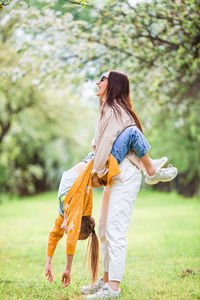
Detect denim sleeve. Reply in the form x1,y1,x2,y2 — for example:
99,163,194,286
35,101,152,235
81,152,95,163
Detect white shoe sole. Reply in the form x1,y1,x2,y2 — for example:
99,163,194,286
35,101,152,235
146,169,178,185
81,288,101,295
81,280,105,295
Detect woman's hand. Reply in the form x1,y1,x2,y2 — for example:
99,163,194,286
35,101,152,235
45,263,53,283
92,174,102,188
62,269,71,288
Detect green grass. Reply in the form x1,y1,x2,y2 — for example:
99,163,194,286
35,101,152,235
0,190,200,299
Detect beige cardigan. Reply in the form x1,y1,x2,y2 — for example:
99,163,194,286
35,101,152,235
92,101,141,178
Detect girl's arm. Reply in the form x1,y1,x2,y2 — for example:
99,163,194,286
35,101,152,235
92,173,103,188
45,256,53,282
62,255,74,288
45,214,65,282
47,214,65,256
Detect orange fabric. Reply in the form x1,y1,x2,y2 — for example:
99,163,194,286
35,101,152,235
47,154,120,256
47,213,64,257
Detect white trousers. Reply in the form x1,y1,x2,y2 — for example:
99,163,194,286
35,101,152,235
98,157,142,282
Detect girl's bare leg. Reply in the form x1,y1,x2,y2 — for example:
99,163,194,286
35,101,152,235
139,153,156,176
71,162,87,173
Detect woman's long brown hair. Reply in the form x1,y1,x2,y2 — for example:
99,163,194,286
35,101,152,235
79,216,99,283
104,70,143,133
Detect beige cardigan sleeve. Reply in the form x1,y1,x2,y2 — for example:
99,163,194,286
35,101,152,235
92,107,122,178
91,115,100,151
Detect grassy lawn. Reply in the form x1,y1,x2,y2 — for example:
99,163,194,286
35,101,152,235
0,189,199,299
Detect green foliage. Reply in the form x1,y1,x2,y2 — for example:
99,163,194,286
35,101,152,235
0,79,96,195
0,190,200,298
0,0,15,10
24,0,31,8
53,0,200,196
0,9,97,196
0,0,87,10
1,0,200,196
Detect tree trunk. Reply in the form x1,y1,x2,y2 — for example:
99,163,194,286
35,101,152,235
176,172,199,198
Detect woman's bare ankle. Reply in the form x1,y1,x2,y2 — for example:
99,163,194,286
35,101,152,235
102,272,108,282
108,281,120,291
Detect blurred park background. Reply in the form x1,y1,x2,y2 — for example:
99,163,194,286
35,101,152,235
0,0,200,299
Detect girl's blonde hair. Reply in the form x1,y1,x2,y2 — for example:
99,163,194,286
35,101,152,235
79,216,99,283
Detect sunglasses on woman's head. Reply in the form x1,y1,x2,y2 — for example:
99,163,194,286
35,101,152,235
99,75,108,83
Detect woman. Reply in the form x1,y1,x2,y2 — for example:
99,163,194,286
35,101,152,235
82,70,177,299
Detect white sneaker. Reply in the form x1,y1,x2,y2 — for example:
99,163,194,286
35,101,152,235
145,164,178,185
143,157,168,175
81,278,105,295
150,156,168,169
84,283,121,299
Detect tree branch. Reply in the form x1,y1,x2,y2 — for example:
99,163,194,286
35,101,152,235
0,120,11,144
64,0,90,7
